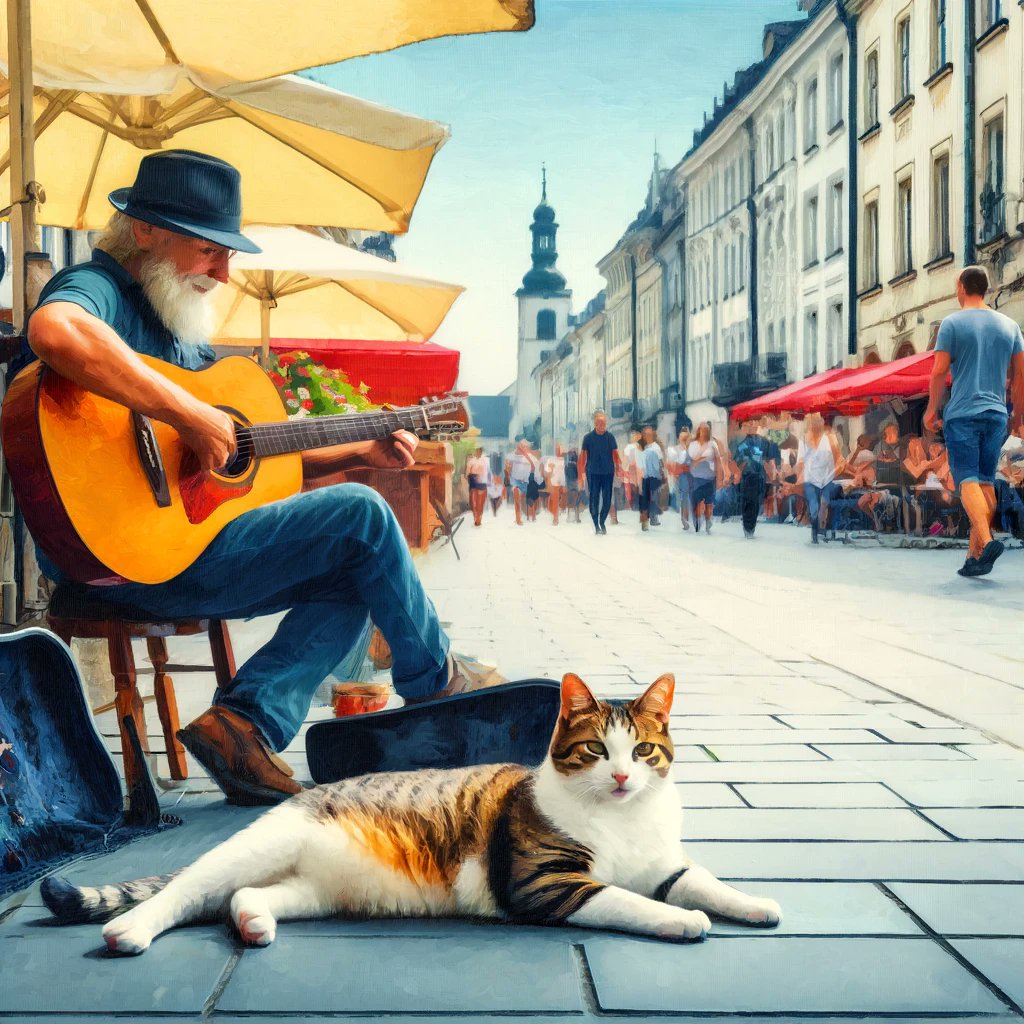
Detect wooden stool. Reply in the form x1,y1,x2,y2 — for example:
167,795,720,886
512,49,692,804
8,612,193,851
47,584,236,791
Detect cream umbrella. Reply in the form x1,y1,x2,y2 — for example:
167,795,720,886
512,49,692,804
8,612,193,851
0,74,449,233
0,1,534,95
1,0,535,331
212,225,465,365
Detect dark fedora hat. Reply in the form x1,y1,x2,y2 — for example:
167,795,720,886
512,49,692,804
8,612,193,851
109,150,261,254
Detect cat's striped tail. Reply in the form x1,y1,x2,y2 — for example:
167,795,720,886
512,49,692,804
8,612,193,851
41,872,177,923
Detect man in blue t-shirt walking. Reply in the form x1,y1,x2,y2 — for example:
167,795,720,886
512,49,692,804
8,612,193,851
925,266,1024,577
578,410,620,534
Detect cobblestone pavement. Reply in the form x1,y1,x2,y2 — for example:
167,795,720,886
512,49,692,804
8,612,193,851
2,508,1024,1021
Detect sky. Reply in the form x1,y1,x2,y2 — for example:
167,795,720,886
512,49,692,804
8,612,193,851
305,0,803,395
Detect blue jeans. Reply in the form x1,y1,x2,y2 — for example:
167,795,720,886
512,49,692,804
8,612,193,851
944,412,1007,486
85,484,449,751
803,482,832,526
587,473,613,528
676,474,692,518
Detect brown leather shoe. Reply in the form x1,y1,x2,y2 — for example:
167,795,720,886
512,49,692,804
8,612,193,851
177,706,302,806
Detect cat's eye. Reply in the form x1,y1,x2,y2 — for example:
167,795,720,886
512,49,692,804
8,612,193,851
584,741,607,757
634,742,655,757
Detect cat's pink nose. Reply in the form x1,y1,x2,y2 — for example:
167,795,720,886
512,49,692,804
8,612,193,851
613,773,629,786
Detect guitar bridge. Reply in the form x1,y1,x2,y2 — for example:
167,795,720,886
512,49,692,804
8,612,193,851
131,411,171,508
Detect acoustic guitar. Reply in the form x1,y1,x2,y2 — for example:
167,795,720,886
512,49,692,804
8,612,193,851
1,354,469,586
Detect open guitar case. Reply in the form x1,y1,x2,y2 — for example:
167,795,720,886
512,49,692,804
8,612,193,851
0,628,169,899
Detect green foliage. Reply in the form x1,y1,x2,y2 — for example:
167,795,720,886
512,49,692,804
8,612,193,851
267,351,379,416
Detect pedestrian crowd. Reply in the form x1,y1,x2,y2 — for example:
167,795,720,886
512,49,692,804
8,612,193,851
464,268,1023,579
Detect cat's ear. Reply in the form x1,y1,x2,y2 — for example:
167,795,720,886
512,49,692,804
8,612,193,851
560,673,599,719
632,674,675,724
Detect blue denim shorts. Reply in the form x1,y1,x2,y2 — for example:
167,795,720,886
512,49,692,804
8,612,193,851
944,413,1007,487
511,478,530,495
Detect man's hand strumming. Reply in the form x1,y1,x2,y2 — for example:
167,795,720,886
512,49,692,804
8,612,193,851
177,403,237,472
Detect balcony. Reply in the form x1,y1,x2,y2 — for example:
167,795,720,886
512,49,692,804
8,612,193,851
710,352,788,408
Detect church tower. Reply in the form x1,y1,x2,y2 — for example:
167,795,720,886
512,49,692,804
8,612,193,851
511,167,572,442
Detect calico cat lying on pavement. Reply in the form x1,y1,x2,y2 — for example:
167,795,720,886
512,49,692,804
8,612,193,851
42,673,781,954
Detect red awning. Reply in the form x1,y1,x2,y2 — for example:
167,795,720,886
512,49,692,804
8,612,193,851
270,338,460,406
731,352,946,420
805,352,945,416
730,367,852,420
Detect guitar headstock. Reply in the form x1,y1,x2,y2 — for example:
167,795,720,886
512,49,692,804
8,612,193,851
416,392,470,438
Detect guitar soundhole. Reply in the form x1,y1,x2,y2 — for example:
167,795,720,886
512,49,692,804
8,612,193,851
220,427,254,479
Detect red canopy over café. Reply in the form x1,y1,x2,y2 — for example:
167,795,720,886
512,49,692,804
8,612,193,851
731,352,945,420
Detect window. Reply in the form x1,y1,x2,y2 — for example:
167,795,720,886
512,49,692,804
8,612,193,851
980,115,1005,241
828,53,844,129
804,310,819,377
865,50,879,127
827,178,844,255
931,0,947,71
896,176,913,275
805,78,818,149
896,16,911,101
765,123,775,176
982,0,1002,30
737,233,745,290
537,309,556,340
931,153,951,258
805,193,819,265
863,200,880,289
827,302,843,368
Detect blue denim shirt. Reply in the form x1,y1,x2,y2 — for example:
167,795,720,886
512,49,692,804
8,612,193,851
24,249,216,581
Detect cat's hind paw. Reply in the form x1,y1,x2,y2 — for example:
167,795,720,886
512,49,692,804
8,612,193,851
744,898,782,927
102,912,155,955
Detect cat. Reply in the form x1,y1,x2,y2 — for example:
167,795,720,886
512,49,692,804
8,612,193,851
41,673,781,954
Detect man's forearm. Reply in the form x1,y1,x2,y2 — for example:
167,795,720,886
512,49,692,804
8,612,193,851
302,442,376,479
28,302,206,431
927,368,946,415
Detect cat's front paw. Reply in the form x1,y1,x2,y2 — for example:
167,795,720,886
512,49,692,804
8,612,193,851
102,911,155,955
657,908,711,942
744,898,782,927
235,909,277,946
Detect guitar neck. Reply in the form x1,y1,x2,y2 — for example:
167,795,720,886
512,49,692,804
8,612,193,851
249,407,429,458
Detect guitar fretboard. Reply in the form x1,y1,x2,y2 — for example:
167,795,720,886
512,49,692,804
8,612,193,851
248,408,430,458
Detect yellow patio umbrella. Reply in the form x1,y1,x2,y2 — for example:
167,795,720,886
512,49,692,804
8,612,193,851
1,0,535,331
0,73,450,233
212,225,464,365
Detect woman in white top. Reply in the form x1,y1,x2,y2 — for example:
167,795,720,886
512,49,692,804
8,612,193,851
544,444,567,525
667,427,693,530
465,447,490,526
687,423,722,534
797,413,842,544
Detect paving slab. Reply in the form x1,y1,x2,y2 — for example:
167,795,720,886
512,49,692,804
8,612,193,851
884,779,1024,807
700,743,828,761
687,841,1024,881
888,883,1024,936
735,782,908,807
583,935,1005,1014
217,934,584,1014
919,809,1024,840
683,807,947,841
950,939,1024,1010
676,783,747,807
0,920,233,1015
709,881,923,935
813,743,974,760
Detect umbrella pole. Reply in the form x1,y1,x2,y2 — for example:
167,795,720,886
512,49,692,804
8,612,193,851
260,295,271,368
7,0,40,335
2,0,39,626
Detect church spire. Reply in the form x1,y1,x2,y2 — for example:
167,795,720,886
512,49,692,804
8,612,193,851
518,166,568,296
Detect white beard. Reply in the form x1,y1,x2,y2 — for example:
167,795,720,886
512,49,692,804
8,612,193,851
139,257,218,345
